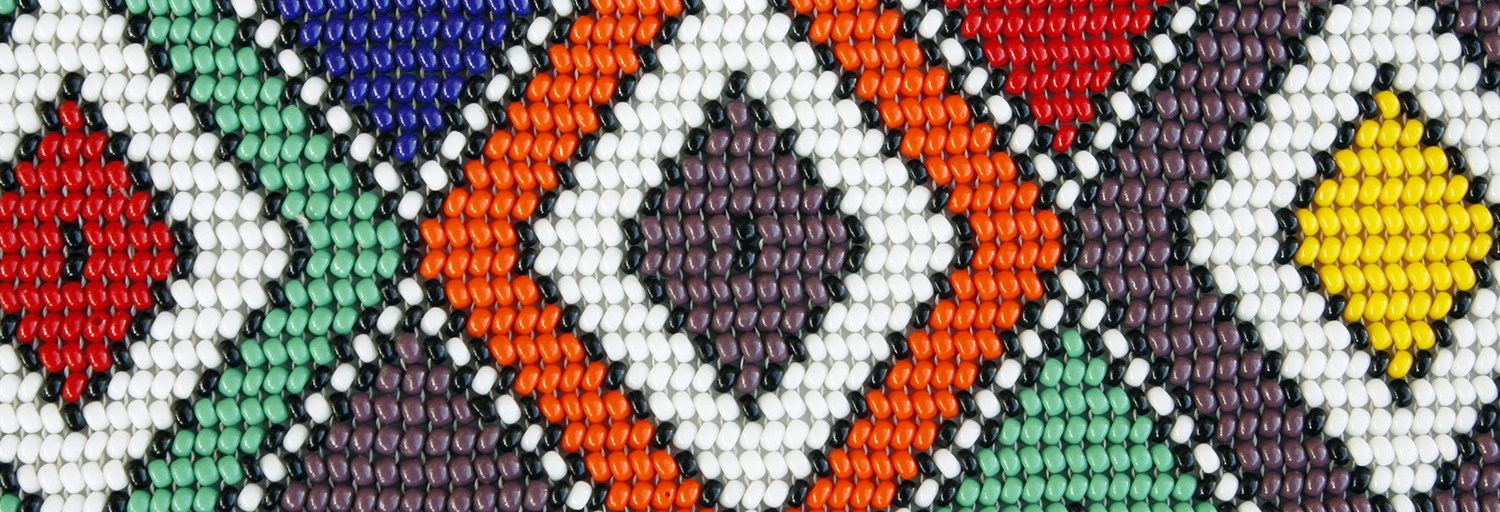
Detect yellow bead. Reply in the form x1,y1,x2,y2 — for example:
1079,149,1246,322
1399,120,1425,147
1432,292,1453,318
1358,177,1383,205
1470,204,1494,232
1387,350,1413,378
1405,235,1429,264
1387,263,1410,291
1427,233,1451,262
1379,178,1404,206
1340,236,1365,265
1339,207,1364,235
1318,208,1343,236
1375,91,1402,119
1446,175,1470,203
1359,206,1384,235
1380,148,1406,175
1297,209,1321,236
1359,149,1385,177
1430,261,1454,291
1449,232,1472,262
1390,320,1413,350
1401,147,1427,175
1362,237,1387,264
1403,205,1429,234
1321,265,1347,294
1314,180,1339,207
1295,237,1321,265
1382,206,1406,235
1368,322,1393,350
1451,260,1477,290
1344,293,1367,322
1343,264,1367,293
1406,262,1432,291
1425,204,1451,233
1412,321,1436,350
1426,175,1449,204
1425,146,1449,173
1335,149,1363,176
1377,120,1403,148
1470,233,1493,261
1401,177,1427,206
1318,237,1343,265
1364,264,1389,292
1386,292,1411,322
1408,292,1433,321
1356,120,1382,148
1449,203,1472,233
1335,179,1360,207
1383,236,1408,264
1364,292,1390,323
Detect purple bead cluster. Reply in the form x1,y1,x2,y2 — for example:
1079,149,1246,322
279,334,549,512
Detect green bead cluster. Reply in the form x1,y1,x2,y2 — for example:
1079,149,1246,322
946,330,1204,512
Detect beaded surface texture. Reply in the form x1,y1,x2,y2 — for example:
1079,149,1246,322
0,1,1498,512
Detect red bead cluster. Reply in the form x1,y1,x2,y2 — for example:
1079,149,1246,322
950,0,1161,125
0,101,175,402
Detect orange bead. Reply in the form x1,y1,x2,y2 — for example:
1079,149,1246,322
651,481,676,511
846,420,871,449
652,450,679,479
628,451,654,480
628,482,653,511
868,421,893,450
809,14,834,42
805,480,832,509
605,483,630,512
831,12,856,42
674,481,700,509
827,450,851,479
891,421,916,450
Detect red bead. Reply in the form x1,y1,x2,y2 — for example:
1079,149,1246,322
62,339,86,371
58,102,84,131
981,12,1003,38
60,132,87,164
126,192,151,222
0,255,16,279
105,222,127,251
962,12,984,38
36,134,63,162
1053,96,1076,123
150,253,175,281
14,163,37,191
1127,7,1152,33
1004,69,1030,96
84,133,109,162
16,314,38,343
62,282,85,310
108,282,130,310
107,162,131,191
62,372,87,403
1092,66,1115,92
61,313,85,343
129,282,153,310
1073,95,1096,122
1027,40,1050,66
38,314,62,342
58,193,84,222
1087,8,1109,35
149,222,174,250
36,194,62,226
81,192,106,221
107,312,131,342
1049,39,1072,65
1031,96,1055,124
37,162,61,192
105,253,128,281
84,253,108,280
1049,67,1072,94
103,193,127,220
86,342,111,372
85,282,108,309
0,226,15,252
37,341,64,372
1027,68,1051,96
128,252,153,281
17,283,40,311
1072,67,1095,93
1023,11,1045,38
1044,12,1067,38
40,253,65,281
0,283,17,313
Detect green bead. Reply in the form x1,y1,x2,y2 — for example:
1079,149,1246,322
376,221,401,248
212,78,239,105
1039,389,1064,415
125,0,147,12
218,368,243,396
218,457,244,485
1108,388,1132,415
1108,416,1131,443
241,397,265,425
331,250,356,278
977,449,1000,477
194,429,218,456
1061,359,1086,387
1038,359,1063,387
1064,474,1089,502
280,191,307,218
213,19,238,46
1061,330,1084,357
1000,479,1023,504
280,164,305,190
264,367,290,394
169,45,193,73
305,164,329,192
190,17,215,44
1019,418,1043,445
1084,358,1108,386
1041,417,1064,445
1129,445,1153,473
1018,390,1041,415
167,17,191,43
1108,474,1131,501
956,480,980,507
1129,416,1154,444
310,337,335,364
308,307,334,335
194,398,219,427
283,107,308,134
169,458,195,486
356,194,382,220
242,339,267,366
1063,445,1087,472
192,46,216,74
328,221,353,247
259,78,285,105
1061,387,1086,415
306,279,333,306
287,338,311,364
236,134,262,162
1087,474,1110,502
1040,446,1065,473
126,493,150,512
979,479,1002,506
330,193,356,220
1086,416,1110,443
172,430,194,457
150,492,173,512
283,281,309,307
241,427,265,454
218,427,243,455
287,367,312,393
1043,475,1068,502
996,448,1021,476
1000,419,1021,446
1171,475,1197,501
192,488,219,512
354,250,379,278
1107,445,1130,472
286,308,310,336
353,221,377,248
246,368,267,395
215,48,239,75
1084,445,1109,473
146,0,167,14
305,135,331,162
307,251,332,278
239,104,264,133
1018,446,1043,475
237,78,262,106
146,17,171,43
168,0,191,15
216,398,243,425
306,222,331,248
1151,444,1175,472
194,456,220,486
1062,416,1087,444
260,135,286,163
1085,388,1110,415
147,460,173,487
376,250,401,278
332,279,357,306
263,339,289,365
1020,477,1045,504
1149,474,1175,501
332,307,359,334
329,164,353,190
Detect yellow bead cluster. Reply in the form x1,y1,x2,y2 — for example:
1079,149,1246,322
1295,92,1495,378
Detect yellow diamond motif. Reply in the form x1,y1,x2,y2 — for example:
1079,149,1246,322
1295,91,1496,379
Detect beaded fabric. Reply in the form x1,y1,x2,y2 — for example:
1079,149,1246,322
0,1,1497,512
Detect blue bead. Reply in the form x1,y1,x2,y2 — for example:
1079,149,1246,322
420,106,446,131
324,49,350,76
370,14,393,41
350,0,371,12
371,0,392,11
370,45,394,72
393,14,416,41
462,46,487,73
415,13,441,41
441,16,465,42
463,18,486,44
393,134,419,161
416,75,441,103
485,19,508,45
417,0,440,12
395,75,420,103
322,17,347,45
370,105,396,131
298,19,323,46
328,0,349,14
438,43,463,73
393,0,415,12
394,45,418,71
462,0,483,13
396,105,420,131
346,46,371,73
303,0,328,17
439,76,465,103
509,0,529,16
279,0,303,18
370,75,395,102
441,0,461,12
345,16,370,43
346,76,370,103
486,0,507,14
416,44,439,72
